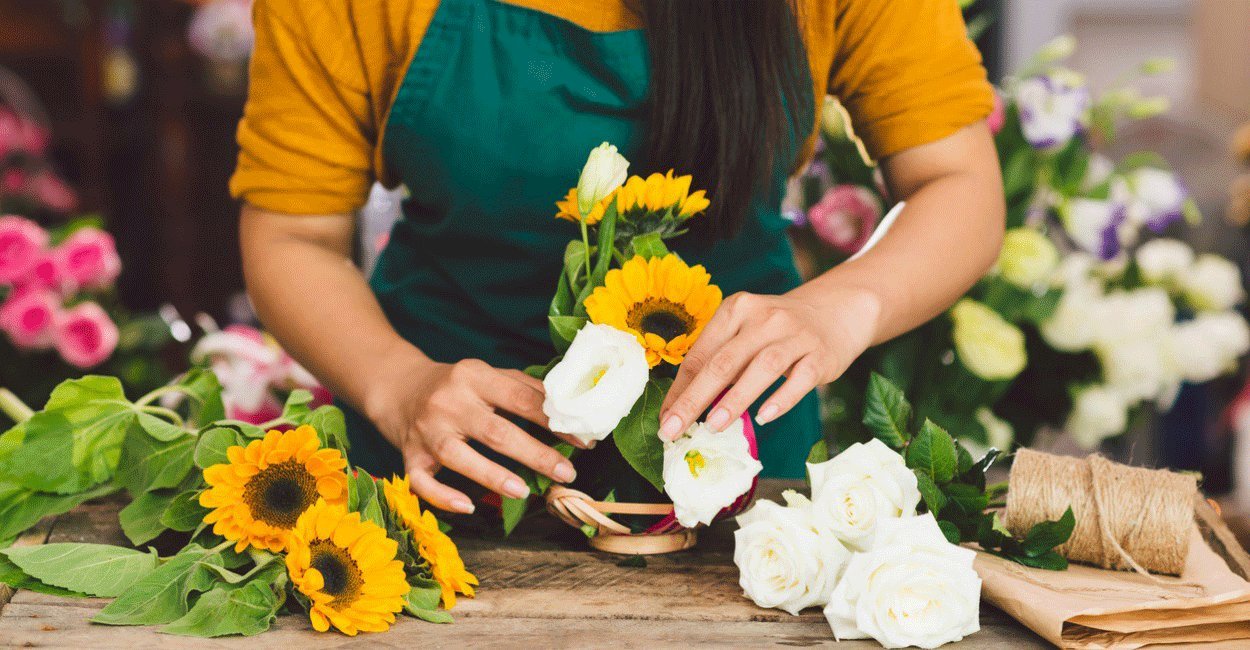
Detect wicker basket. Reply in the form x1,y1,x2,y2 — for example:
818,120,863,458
545,485,698,554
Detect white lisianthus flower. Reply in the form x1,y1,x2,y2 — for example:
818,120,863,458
733,497,849,615
575,142,629,216
663,417,762,528
807,439,920,551
1169,312,1250,383
1014,70,1090,150
1181,254,1245,312
824,514,981,649
995,228,1058,287
1094,288,1176,342
542,323,649,443
1125,168,1187,232
1135,238,1194,285
1067,385,1129,449
1040,284,1101,352
1097,337,1173,403
1061,197,1132,261
1082,153,1115,191
949,299,1027,381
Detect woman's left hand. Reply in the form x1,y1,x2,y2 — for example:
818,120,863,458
658,282,882,441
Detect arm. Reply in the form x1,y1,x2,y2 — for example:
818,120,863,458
658,123,1005,437
240,206,577,512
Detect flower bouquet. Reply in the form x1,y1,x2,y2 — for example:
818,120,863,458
793,37,1250,453
0,215,173,416
0,370,476,637
510,143,763,553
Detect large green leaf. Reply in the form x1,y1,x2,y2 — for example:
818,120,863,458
348,469,384,528
172,369,226,426
501,496,528,536
0,481,117,543
194,427,243,469
93,545,220,626
913,470,947,515
119,489,178,546
162,580,283,638
906,420,958,484
117,425,196,495
629,232,668,260
160,490,209,532
404,580,453,623
612,378,671,492
548,315,588,347
0,553,87,597
2,543,157,598
1021,507,1075,557
862,373,912,448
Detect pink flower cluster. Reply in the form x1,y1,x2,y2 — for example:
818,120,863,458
191,324,331,424
0,215,121,368
0,108,76,214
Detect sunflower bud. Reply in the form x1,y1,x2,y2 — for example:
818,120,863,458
576,142,629,217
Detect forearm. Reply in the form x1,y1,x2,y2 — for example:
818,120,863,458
239,205,427,418
792,123,1005,345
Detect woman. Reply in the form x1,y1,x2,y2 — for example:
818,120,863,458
233,0,1004,515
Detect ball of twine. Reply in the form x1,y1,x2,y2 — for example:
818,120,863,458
1005,448,1197,576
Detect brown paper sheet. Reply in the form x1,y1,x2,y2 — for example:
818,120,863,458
977,527,1250,649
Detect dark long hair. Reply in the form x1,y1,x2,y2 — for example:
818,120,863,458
639,0,814,239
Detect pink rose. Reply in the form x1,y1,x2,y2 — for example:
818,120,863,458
55,302,119,368
807,185,882,255
18,250,69,292
0,215,50,285
0,287,61,349
30,173,78,214
56,227,121,290
987,88,1006,135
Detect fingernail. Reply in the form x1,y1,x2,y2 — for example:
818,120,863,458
451,497,476,514
756,403,780,425
554,462,576,483
503,478,530,499
660,414,683,440
708,407,730,431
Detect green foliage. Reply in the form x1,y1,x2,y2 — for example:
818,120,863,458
612,378,672,492
862,373,912,448
1,543,157,597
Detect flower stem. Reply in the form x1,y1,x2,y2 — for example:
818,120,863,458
0,388,34,424
256,417,291,431
135,384,189,408
140,405,185,429
579,218,593,281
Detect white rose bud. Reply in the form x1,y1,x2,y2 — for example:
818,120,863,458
576,142,629,217
824,514,981,649
663,417,762,528
1067,385,1129,449
542,323,649,443
807,439,920,551
733,498,850,615
1181,254,1245,312
1135,238,1194,285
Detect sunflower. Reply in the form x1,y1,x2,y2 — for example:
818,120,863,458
286,499,411,635
614,170,710,219
381,476,478,609
584,254,722,367
200,425,348,553
555,187,611,225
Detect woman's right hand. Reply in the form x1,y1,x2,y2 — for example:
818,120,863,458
364,352,578,514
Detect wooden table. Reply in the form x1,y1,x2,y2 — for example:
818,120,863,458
0,481,1049,649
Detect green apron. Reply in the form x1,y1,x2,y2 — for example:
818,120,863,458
345,0,819,480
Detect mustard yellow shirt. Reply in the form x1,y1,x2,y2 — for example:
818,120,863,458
231,0,993,215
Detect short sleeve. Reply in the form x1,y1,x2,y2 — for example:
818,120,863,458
229,0,376,215
827,0,994,160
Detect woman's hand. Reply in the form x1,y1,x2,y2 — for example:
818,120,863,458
365,352,578,514
658,283,882,440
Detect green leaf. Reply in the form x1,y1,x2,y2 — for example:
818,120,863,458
612,377,671,492
806,438,829,464
0,481,117,542
523,356,562,381
281,390,315,422
44,375,127,410
305,406,349,455
502,496,528,535
161,490,209,532
937,520,962,545
534,443,575,495
348,470,384,527
944,483,990,515
172,369,226,426
955,443,974,476
406,580,441,611
906,420,958,483
548,315,588,347
563,239,589,291
629,232,669,260
1013,549,1068,571
162,580,282,637
1021,507,1075,557
119,489,178,546
592,203,618,282
862,373,913,448
616,554,647,568
94,545,219,626
194,427,242,469
2,543,157,598
118,426,196,495
0,553,88,597
913,471,947,515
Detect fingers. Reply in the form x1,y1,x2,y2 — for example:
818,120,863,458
707,342,805,430
468,412,577,484
662,297,744,413
405,455,476,514
436,437,532,500
756,356,823,425
659,336,761,440
484,369,550,429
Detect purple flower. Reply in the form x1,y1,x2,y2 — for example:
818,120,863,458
1014,72,1091,150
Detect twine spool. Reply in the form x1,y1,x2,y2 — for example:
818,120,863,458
1005,448,1197,576
544,485,698,555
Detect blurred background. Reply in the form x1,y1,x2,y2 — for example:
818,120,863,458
1,0,1249,506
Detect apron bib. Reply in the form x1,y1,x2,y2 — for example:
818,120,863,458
345,0,820,479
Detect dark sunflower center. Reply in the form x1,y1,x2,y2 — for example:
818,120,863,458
309,540,364,606
628,298,694,342
242,460,318,529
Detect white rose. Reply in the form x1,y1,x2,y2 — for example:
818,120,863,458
663,417,762,528
1091,288,1175,345
1135,238,1194,285
1181,254,1245,312
576,142,629,216
542,323,649,443
1060,197,1132,261
1096,337,1173,403
1125,168,1187,232
733,498,850,615
807,439,920,551
1169,312,1250,383
824,514,981,649
1067,385,1129,449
